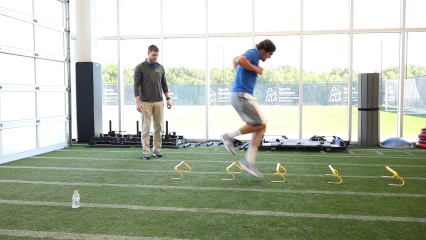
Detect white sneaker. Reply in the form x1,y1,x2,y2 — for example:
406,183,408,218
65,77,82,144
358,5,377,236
221,134,236,155
239,159,264,178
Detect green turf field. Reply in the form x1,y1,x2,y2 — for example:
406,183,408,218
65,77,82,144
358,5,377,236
0,144,425,239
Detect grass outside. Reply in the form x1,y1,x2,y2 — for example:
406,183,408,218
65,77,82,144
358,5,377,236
110,105,426,141
0,144,425,239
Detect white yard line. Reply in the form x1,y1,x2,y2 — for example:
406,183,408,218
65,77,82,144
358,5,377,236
1,166,425,180
1,180,425,197
26,156,426,167
0,229,190,240
0,199,425,223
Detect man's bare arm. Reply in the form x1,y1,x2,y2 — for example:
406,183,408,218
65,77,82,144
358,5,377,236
233,57,238,71
236,55,263,75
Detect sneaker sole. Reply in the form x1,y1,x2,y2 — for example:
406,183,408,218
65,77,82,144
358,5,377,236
239,161,264,178
221,136,236,155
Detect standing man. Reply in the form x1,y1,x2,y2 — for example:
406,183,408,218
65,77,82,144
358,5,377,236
134,45,172,160
221,39,276,178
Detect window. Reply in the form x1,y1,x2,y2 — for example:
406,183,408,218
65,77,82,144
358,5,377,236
304,0,349,30
302,34,349,139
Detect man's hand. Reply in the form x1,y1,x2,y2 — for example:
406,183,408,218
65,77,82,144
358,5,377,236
236,56,263,75
254,66,264,75
136,101,143,112
167,100,172,109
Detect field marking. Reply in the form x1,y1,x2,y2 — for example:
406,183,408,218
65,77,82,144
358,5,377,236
1,179,426,198
1,166,426,180
27,156,426,167
375,151,384,155
58,148,426,153
0,229,189,240
32,151,426,160
1,199,425,223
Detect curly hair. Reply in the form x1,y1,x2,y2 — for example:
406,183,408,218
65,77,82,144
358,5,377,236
256,39,276,53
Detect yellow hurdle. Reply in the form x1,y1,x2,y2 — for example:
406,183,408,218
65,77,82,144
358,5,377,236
325,165,342,184
271,163,287,183
381,166,405,186
171,161,192,180
221,162,243,181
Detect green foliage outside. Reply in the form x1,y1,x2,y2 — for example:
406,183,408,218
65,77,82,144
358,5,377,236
101,63,426,84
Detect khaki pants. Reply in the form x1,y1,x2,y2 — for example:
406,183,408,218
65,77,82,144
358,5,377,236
140,101,163,154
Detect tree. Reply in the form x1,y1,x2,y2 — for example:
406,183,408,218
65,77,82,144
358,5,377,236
102,63,426,85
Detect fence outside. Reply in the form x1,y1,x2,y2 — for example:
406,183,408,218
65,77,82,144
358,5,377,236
103,76,426,113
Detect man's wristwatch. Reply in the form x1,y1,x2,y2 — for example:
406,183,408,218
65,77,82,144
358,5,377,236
166,97,171,101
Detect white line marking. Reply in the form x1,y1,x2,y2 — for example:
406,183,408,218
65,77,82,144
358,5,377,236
375,151,384,155
0,228,190,240
1,199,425,223
1,180,425,198
25,157,426,168
1,166,425,180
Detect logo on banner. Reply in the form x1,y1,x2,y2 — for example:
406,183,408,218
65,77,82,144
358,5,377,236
329,87,342,102
265,88,277,103
209,88,217,102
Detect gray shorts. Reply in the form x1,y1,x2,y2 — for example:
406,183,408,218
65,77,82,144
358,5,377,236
230,92,267,126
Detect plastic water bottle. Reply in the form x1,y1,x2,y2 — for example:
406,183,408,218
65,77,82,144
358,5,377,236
72,190,80,208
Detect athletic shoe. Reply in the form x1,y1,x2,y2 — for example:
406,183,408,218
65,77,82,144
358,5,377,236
143,154,151,160
221,134,236,155
239,159,264,178
153,151,163,158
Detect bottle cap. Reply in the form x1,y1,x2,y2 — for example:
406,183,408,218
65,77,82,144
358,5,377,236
74,190,79,194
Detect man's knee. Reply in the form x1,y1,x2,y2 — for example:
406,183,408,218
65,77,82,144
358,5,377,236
253,123,266,132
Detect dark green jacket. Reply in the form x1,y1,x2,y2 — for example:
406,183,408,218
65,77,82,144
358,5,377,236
134,59,169,102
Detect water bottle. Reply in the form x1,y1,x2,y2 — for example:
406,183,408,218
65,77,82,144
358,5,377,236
72,190,80,208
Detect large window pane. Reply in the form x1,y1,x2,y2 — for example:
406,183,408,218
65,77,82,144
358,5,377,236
121,0,160,35
0,54,34,85
35,26,64,56
353,33,400,141
35,0,63,26
404,32,426,141
122,39,161,135
354,0,400,29
303,34,348,139
96,0,117,36
0,15,34,50
255,0,300,32
98,40,118,133
0,0,33,16
208,0,251,33
164,0,204,34
209,37,252,140
36,59,65,86
164,38,206,139
255,35,300,139
304,0,349,30
406,0,426,28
